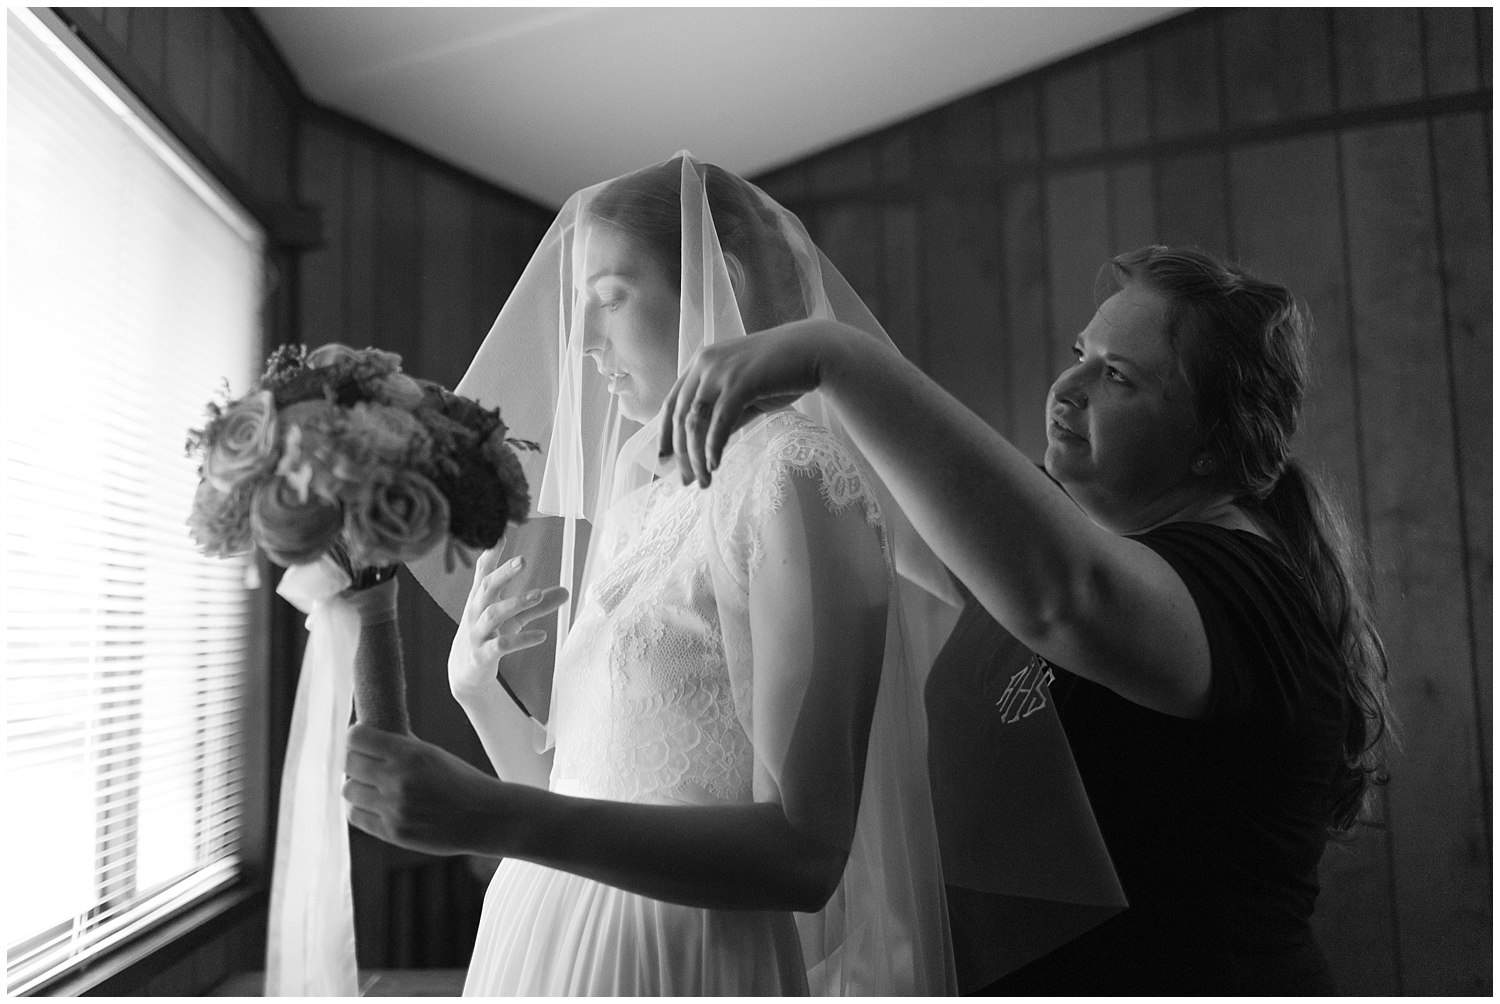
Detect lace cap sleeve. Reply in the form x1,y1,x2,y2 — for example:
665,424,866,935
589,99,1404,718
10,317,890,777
708,410,886,592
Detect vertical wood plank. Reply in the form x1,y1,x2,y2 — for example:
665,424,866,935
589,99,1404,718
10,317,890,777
880,201,923,365
999,176,1050,459
1430,111,1493,838
996,82,1040,166
807,143,878,196
1107,161,1155,253
1150,17,1222,139
919,190,1005,431
1043,167,1110,407
817,204,885,323
472,195,513,347
206,12,246,176
1221,7,1334,127
296,120,347,347
416,172,478,387
1042,59,1106,158
1229,133,1399,995
753,163,808,205
923,91,997,178
100,7,130,47
1154,150,1230,256
162,7,211,138
877,127,916,186
1342,120,1488,995
1103,44,1151,149
343,138,380,348
246,68,293,205
374,153,423,362
125,7,166,88
1334,8,1424,110
1423,7,1482,97
1480,7,1492,87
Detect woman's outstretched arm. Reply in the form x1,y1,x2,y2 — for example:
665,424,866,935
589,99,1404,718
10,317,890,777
660,320,1212,717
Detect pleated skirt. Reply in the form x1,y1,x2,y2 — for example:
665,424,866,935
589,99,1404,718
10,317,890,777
463,857,810,996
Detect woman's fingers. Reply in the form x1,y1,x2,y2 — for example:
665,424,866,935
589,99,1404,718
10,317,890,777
476,584,569,656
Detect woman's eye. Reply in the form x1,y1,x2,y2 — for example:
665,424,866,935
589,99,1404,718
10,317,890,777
1070,346,1084,362
1106,366,1130,385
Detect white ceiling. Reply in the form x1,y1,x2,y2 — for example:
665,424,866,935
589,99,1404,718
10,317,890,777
254,6,1183,208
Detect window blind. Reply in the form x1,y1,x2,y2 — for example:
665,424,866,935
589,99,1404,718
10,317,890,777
4,10,266,994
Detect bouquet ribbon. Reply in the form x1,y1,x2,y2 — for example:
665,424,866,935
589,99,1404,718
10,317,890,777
266,557,359,997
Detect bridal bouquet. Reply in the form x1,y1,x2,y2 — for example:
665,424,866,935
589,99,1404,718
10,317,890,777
186,342,535,579
186,343,537,996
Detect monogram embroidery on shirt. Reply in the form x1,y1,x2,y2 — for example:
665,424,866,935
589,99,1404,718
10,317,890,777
996,654,1055,723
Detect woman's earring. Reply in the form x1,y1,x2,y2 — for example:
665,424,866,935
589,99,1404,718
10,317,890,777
1192,457,1215,476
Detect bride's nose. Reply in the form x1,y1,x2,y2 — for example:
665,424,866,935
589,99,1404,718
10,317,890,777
579,306,607,361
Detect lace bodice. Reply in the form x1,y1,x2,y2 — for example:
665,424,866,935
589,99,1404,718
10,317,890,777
547,410,885,805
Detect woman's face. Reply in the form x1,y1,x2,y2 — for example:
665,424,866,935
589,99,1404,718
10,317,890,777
577,222,680,424
1043,283,1209,531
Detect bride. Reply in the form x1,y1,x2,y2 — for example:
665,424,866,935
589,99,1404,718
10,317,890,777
342,153,958,995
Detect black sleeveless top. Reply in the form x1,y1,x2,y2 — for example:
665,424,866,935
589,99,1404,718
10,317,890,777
971,522,1349,994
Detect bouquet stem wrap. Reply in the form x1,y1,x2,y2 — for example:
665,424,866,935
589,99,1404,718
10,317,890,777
265,557,361,997
345,577,411,735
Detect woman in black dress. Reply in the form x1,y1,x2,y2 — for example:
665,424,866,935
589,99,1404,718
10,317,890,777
661,244,1394,993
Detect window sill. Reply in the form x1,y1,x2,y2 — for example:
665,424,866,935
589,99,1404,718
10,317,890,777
28,882,267,997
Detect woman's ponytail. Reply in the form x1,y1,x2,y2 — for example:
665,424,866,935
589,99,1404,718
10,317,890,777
1109,246,1395,835
1259,461,1394,834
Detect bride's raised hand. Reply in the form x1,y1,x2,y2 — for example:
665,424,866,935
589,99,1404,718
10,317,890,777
661,321,845,489
449,547,568,705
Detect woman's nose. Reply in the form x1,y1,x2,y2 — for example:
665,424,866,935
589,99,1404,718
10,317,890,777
1052,366,1089,408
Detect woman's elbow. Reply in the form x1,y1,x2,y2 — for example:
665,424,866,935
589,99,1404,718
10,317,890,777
786,841,849,913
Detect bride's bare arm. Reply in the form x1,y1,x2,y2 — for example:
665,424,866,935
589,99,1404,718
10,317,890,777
345,466,884,912
448,547,565,789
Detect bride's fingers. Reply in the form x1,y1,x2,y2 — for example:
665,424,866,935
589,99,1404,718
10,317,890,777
477,584,568,644
476,554,527,608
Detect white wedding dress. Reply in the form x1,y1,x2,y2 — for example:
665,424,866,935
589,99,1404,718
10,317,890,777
462,410,946,996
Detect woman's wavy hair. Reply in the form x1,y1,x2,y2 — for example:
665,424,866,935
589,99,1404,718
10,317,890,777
585,157,806,333
1104,245,1394,836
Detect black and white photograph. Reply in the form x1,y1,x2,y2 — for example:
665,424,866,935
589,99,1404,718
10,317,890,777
3,5,1490,997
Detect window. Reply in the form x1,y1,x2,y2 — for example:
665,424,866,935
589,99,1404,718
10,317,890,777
4,9,266,994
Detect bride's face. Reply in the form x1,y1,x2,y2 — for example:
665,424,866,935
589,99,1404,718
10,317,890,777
576,222,681,424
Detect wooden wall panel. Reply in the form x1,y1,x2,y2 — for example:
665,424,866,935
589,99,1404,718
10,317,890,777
920,191,1006,431
1221,7,1334,127
998,178,1050,459
161,7,211,140
1335,8,1425,110
296,122,348,347
1103,45,1151,147
1043,60,1106,157
1153,150,1230,256
1425,7,1483,97
1149,16,1222,140
1107,162,1155,253
1341,120,1488,995
1044,168,1111,354
879,202,924,366
1430,111,1493,833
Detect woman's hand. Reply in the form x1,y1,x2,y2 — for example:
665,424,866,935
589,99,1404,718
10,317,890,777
344,723,511,857
449,547,569,705
659,320,855,488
